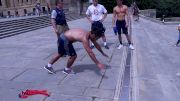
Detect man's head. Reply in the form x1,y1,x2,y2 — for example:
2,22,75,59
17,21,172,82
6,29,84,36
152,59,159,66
56,0,63,8
90,21,105,40
92,0,98,6
116,0,123,6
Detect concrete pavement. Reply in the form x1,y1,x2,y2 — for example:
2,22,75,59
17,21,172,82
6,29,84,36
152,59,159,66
0,15,131,101
1,14,180,101
132,17,180,101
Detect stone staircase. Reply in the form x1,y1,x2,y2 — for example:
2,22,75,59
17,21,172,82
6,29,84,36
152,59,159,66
0,14,86,39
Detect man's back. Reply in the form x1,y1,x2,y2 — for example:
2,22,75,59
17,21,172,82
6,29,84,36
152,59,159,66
64,29,89,43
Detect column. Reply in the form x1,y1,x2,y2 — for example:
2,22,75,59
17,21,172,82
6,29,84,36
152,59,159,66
14,0,18,6
10,0,14,7
1,0,7,7
22,0,26,5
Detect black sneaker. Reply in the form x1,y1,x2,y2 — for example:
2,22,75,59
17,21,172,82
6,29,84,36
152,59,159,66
90,45,95,49
62,68,75,75
104,45,109,49
43,65,56,74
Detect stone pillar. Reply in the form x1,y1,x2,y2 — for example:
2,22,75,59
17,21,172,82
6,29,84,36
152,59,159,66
19,0,22,5
10,0,14,7
1,0,7,7
14,0,18,6
22,0,26,5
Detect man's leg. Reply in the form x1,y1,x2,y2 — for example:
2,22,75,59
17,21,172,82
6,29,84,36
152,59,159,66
125,34,132,45
176,40,180,46
63,55,77,74
44,53,62,74
125,34,134,50
117,34,123,49
67,55,77,68
49,53,62,64
102,34,109,49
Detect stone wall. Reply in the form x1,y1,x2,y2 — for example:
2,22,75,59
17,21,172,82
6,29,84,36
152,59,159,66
0,0,89,18
140,9,156,18
0,0,48,17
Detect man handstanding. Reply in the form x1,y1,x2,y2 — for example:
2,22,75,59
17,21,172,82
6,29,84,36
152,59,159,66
112,0,134,50
86,0,109,49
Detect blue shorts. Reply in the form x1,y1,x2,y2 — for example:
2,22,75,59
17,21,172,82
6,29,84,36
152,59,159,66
116,20,128,35
58,34,76,56
91,21,106,33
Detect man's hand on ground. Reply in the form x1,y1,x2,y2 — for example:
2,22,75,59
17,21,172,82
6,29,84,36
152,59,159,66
102,53,109,58
97,63,105,69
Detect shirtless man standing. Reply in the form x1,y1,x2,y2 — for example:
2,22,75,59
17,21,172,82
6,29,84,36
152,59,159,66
112,0,134,50
44,21,108,74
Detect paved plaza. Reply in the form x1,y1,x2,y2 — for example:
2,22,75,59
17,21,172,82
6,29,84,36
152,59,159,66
0,15,180,101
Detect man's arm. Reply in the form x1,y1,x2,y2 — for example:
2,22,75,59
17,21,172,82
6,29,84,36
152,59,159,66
51,18,59,37
101,13,107,22
112,7,116,27
86,7,93,23
91,39,108,57
101,5,108,22
86,15,93,23
83,40,100,64
51,10,59,38
125,6,129,27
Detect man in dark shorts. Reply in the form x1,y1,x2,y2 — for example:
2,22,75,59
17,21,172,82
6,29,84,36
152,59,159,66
86,0,109,49
44,21,108,74
112,0,134,50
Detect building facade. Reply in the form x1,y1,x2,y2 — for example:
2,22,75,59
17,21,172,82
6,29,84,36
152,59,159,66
0,0,88,17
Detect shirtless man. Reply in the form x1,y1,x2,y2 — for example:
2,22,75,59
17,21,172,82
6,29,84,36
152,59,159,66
112,0,134,50
44,21,108,74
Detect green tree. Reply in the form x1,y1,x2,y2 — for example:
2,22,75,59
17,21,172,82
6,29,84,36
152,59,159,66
98,0,180,17
99,0,132,13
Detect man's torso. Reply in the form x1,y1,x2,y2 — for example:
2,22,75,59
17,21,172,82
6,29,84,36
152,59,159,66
87,4,107,21
114,5,127,21
51,8,67,25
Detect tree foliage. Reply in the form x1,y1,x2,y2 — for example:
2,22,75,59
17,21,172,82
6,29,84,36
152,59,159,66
98,0,180,17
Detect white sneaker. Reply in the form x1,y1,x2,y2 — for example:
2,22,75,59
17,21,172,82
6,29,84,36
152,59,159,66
117,44,123,49
129,44,135,50
176,73,180,76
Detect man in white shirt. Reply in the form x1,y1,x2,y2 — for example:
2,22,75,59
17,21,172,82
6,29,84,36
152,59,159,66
86,0,109,49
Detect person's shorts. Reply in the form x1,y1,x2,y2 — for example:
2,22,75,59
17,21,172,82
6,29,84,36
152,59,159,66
57,24,69,34
91,21,106,34
116,20,128,35
58,34,76,56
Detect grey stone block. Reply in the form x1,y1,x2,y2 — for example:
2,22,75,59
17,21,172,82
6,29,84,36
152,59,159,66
46,94,92,101
84,87,114,99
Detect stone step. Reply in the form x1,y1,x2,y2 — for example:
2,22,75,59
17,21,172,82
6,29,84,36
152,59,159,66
0,20,50,32
0,22,50,36
0,24,50,39
0,17,50,28
0,14,86,39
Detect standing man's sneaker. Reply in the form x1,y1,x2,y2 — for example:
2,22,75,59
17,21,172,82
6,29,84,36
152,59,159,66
129,44,135,50
62,68,75,75
90,45,95,49
44,65,56,74
104,45,109,49
117,44,123,49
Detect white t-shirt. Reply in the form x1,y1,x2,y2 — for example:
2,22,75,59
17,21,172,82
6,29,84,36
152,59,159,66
86,4,107,21
51,10,57,19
